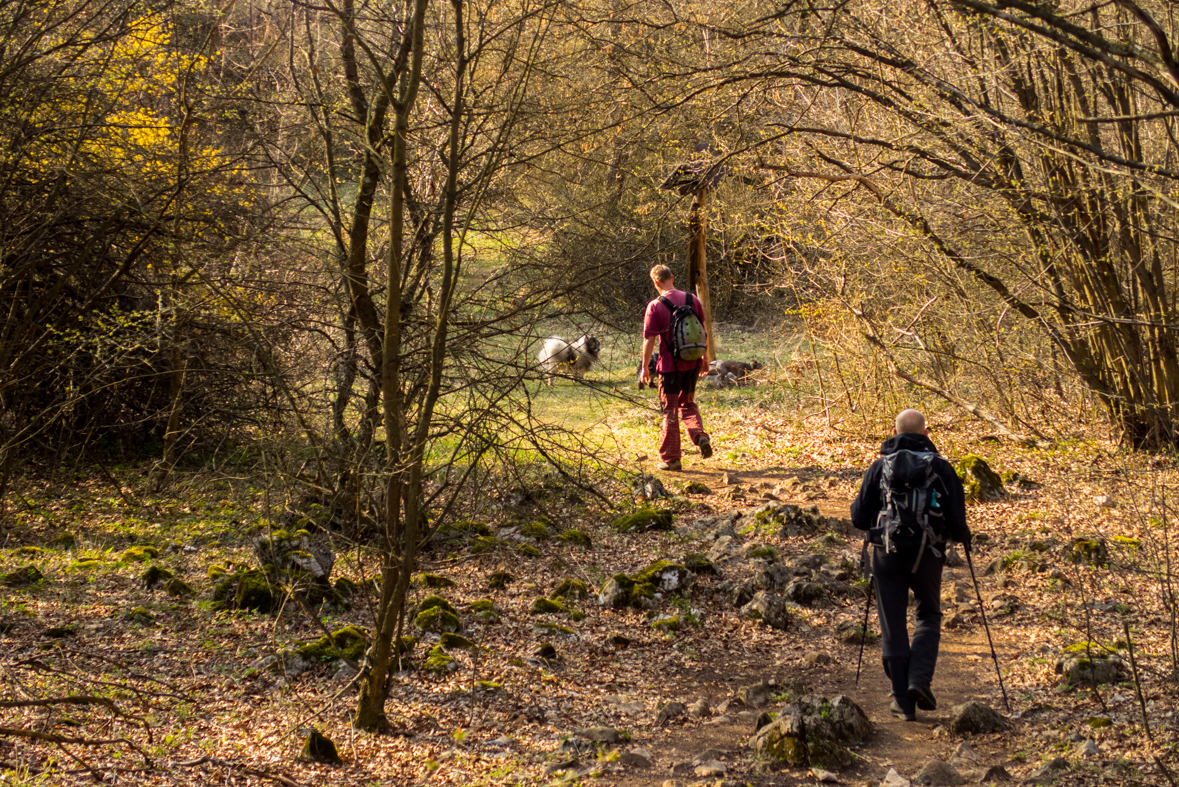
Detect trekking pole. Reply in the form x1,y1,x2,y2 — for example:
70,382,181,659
964,543,1010,712
855,539,874,686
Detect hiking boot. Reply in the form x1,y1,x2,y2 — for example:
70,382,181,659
698,435,713,459
908,685,937,711
889,699,916,722
656,460,682,471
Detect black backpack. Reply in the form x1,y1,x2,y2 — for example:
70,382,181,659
657,293,707,362
871,449,946,568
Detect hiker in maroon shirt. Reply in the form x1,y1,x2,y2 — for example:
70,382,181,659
639,264,713,471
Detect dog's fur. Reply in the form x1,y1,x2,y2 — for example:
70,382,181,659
539,335,601,385
709,359,763,381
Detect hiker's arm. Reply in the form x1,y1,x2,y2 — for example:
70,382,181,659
850,462,882,531
640,336,657,385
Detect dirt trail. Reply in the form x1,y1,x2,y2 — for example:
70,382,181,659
610,463,1019,786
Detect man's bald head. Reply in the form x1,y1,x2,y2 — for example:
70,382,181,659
895,409,927,435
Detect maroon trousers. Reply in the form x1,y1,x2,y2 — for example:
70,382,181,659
658,368,708,462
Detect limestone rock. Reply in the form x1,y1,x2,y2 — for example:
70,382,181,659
882,769,912,787
657,701,687,725
955,455,1007,502
707,536,741,564
621,747,654,768
1078,740,1100,758
741,591,792,630
913,758,963,785
1055,654,1129,687
632,474,671,500
948,702,1007,736
749,694,872,769
737,682,773,709
597,577,628,609
979,765,1012,782
784,579,826,606
688,699,711,717
575,726,621,744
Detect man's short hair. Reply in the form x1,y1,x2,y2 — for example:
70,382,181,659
895,409,926,434
650,264,673,283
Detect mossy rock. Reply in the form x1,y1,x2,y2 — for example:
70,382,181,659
488,572,515,590
395,636,418,656
551,578,589,600
417,573,456,589
141,564,174,590
437,520,491,540
213,570,280,614
68,558,102,572
747,545,778,561
297,626,368,663
415,605,462,633
49,533,78,549
207,564,229,580
333,577,361,599
1068,537,1110,567
439,633,478,651
1001,471,1042,490
633,559,693,592
520,521,551,540
14,546,49,556
475,680,502,692
300,730,342,764
611,508,676,534
119,545,160,563
683,553,717,575
44,623,78,638
470,536,502,554
956,455,1007,503
533,621,576,637
469,599,502,624
530,597,568,615
165,577,196,597
418,595,458,615
1111,535,1141,549
515,543,540,557
557,529,592,548
423,644,458,675
652,614,682,633
126,607,155,625
2,565,44,586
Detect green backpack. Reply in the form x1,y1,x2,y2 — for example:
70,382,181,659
658,293,707,362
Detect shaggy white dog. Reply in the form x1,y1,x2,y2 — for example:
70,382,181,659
538,335,601,385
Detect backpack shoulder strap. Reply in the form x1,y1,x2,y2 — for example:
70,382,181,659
657,295,675,312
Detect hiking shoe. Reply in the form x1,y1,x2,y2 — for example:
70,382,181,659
698,435,713,459
656,460,682,471
889,700,916,722
908,685,937,711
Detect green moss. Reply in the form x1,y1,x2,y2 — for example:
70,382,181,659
683,553,717,574
14,546,49,556
213,570,279,614
469,599,502,624
1112,536,1141,549
438,520,492,539
475,681,502,692
334,577,360,598
418,573,456,589
1087,716,1113,729
652,615,681,633
633,559,691,589
520,521,551,540
423,644,458,675
126,607,154,625
551,578,589,600
488,572,514,590
682,481,712,495
419,595,457,615
515,543,540,557
297,626,368,663
300,730,342,764
68,558,102,572
439,633,477,651
557,529,592,548
470,536,501,554
610,508,675,534
395,636,418,656
415,606,462,633
530,597,567,615
534,621,575,636
119,545,159,563
207,564,229,580
141,564,173,590
1068,537,1110,567
1,565,44,586
165,577,195,597
956,455,1007,502
747,545,778,561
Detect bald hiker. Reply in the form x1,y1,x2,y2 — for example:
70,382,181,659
850,409,971,721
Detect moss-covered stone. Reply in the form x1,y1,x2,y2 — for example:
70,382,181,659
437,520,491,540
300,730,342,764
533,621,576,637
14,546,49,556
956,455,1007,502
632,559,693,592
652,614,682,633
682,481,712,495
415,605,462,633
475,680,502,692
68,558,102,572
141,564,173,590
165,577,195,597
520,521,551,540
747,545,777,561
207,564,229,580
1,565,44,586
439,633,477,651
417,573,456,589
418,595,457,615
126,607,154,625
423,644,458,675
515,543,540,557
610,508,675,534
551,578,589,600
119,545,159,563
333,577,361,598
213,570,279,614
530,597,567,615
468,599,501,624
470,536,501,554
488,572,514,590
1068,537,1110,567
557,529,592,548
683,553,717,574
297,626,368,663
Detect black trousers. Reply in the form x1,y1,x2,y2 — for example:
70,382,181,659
872,542,945,713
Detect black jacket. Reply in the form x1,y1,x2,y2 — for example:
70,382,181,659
850,433,969,544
